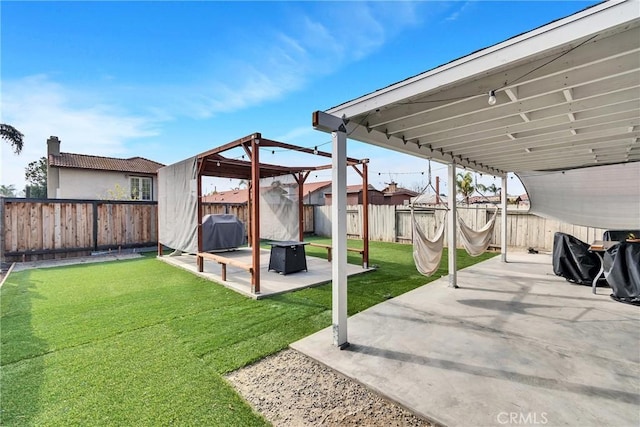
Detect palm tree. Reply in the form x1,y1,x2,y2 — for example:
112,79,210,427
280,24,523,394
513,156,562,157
456,171,475,204
0,184,17,197
476,182,501,196
1,124,24,154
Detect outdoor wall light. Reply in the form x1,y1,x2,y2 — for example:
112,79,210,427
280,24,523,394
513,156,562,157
488,90,497,106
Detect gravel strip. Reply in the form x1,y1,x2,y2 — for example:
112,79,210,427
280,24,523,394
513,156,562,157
226,348,433,426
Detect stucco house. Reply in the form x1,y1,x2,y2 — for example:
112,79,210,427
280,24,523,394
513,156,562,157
325,184,385,205
46,136,164,200
302,180,332,205
381,182,418,205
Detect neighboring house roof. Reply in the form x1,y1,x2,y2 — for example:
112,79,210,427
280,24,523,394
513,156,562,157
49,153,164,174
381,186,418,197
302,180,332,195
325,184,379,195
467,195,501,204
411,193,448,205
202,189,249,204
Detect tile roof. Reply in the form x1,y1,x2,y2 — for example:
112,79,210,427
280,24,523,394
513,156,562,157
49,153,164,174
325,184,379,195
302,180,332,195
382,186,418,197
202,190,249,204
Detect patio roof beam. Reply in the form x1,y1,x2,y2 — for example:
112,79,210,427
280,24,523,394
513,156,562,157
325,0,635,119
197,133,261,159
344,124,503,176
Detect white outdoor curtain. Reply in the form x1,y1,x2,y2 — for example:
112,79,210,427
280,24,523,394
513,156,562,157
259,175,299,241
412,212,446,276
519,162,640,230
457,209,498,257
157,156,198,253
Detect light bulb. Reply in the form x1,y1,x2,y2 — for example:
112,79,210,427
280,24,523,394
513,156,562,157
313,146,318,155
488,90,497,106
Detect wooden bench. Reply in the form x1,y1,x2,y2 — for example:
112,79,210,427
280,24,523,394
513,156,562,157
198,252,253,281
307,243,366,267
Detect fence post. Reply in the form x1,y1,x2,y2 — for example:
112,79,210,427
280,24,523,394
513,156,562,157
0,197,5,265
92,201,99,252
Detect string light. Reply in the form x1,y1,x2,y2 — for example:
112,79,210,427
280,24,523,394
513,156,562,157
313,146,318,155
488,90,497,106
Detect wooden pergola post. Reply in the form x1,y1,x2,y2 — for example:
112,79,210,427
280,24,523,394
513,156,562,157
362,160,369,268
352,160,370,269
296,171,310,242
250,136,261,293
197,160,204,272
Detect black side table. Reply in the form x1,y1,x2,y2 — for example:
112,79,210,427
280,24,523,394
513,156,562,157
267,241,309,275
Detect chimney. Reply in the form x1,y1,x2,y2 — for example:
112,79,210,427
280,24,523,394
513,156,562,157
46,136,61,199
47,136,60,156
387,181,398,193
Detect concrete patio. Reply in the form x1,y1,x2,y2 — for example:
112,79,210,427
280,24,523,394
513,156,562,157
292,252,639,427
158,247,372,299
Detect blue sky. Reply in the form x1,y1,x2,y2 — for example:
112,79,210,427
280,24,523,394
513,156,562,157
1,0,598,195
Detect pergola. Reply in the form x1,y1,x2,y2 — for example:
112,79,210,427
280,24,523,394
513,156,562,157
159,133,370,294
312,0,640,347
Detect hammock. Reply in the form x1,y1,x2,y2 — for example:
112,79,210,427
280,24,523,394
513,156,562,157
457,208,498,256
411,159,448,276
412,212,446,276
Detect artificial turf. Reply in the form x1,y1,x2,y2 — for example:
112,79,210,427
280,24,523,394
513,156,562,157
1,238,496,426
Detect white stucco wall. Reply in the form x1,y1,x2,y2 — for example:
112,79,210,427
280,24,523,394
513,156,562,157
54,168,158,200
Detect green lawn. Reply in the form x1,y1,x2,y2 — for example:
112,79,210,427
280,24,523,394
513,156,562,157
1,239,496,426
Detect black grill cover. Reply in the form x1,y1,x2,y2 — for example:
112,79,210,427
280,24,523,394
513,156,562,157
604,242,640,305
552,232,600,286
202,214,245,252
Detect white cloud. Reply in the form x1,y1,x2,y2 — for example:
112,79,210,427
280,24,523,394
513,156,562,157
446,1,474,22
1,75,162,190
162,2,423,119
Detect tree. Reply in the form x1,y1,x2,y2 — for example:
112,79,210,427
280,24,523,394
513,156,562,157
101,183,132,200
456,171,475,204
477,182,501,196
1,124,24,154
25,157,47,198
0,184,17,197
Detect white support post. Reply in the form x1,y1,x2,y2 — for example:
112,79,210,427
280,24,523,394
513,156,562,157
448,162,458,288
312,110,351,349
331,129,348,348
501,174,508,262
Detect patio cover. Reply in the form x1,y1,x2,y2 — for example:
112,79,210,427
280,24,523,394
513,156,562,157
312,0,639,347
317,0,639,229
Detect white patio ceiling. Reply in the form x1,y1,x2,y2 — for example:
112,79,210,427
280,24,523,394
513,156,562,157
324,0,640,178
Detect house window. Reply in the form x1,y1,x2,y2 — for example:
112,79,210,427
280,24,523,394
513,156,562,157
130,176,152,200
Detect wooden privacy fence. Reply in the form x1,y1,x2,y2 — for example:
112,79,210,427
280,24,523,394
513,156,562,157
314,204,606,252
1,198,158,262
0,199,316,263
